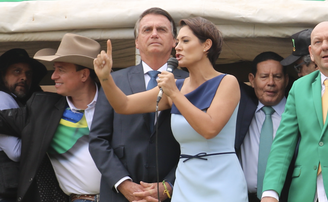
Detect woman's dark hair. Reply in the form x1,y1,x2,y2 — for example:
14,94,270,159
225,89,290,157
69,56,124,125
179,17,223,66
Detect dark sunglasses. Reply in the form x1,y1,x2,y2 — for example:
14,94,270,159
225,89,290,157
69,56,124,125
294,61,305,73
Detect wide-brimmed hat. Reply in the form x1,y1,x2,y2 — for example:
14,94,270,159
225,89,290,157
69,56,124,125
0,48,47,85
34,33,101,69
281,28,313,66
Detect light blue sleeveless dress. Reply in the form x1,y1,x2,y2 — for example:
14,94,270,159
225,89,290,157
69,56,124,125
170,74,248,202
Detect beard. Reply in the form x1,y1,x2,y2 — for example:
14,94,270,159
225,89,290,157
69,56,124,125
7,82,30,99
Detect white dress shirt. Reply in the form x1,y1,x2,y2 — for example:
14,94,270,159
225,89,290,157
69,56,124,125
49,84,101,195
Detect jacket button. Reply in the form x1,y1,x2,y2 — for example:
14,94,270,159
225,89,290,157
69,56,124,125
319,142,324,146
17,197,22,201
29,178,33,182
314,166,317,170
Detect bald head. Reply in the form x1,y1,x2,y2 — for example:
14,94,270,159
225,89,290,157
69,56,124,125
309,21,328,76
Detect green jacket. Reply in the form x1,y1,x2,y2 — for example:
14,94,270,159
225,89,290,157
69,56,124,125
263,70,327,201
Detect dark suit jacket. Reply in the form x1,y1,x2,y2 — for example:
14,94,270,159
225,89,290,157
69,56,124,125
0,92,69,202
235,82,258,155
89,62,189,202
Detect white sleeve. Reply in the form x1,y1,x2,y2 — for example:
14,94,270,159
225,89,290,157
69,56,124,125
262,190,279,201
114,176,132,193
0,91,21,161
0,134,21,162
0,91,19,109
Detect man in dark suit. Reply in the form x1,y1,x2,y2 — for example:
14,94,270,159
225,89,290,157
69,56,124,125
0,33,101,202
235,52,289,202
89,7,188,202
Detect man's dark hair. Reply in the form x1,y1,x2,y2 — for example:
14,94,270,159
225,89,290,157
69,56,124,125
251,51,286,75
76,65,99,85
134,7,177,39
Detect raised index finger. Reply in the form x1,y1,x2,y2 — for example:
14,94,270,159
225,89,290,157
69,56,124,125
107,39,112,58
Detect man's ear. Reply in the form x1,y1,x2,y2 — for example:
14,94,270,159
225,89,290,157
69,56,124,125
248,73,255,88
284,74,289,88
309,45,314,62
135,38,139,50
81,68,90,82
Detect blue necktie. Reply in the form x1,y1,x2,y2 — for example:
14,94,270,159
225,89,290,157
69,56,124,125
147,71,160,133
147,71,160,90
257,106,275,199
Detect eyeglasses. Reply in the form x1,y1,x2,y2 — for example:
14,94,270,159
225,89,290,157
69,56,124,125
294,61,305,73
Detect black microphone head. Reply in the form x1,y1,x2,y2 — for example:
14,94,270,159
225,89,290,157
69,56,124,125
166,57,178,73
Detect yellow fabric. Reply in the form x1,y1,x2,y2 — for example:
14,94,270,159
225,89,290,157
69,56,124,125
162,180,171,199
318,80,328,175
322,80,328,123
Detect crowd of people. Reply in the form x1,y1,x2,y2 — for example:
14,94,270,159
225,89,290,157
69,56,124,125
0,6,326,202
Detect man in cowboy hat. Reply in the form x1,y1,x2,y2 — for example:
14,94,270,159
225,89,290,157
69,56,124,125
0,48,47,202
0,33,101,202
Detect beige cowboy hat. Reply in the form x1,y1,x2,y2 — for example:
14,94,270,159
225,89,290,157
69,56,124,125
34,33,101,69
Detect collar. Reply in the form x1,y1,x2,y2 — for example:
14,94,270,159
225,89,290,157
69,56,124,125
256,97,287,117
66,83,99,112
142,61,167,74
320,71,328,86
10,92,17,98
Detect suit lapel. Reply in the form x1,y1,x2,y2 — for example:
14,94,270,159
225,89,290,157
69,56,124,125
45,97,67,142
127,63,146,94
312,73,324,130
127,63,153,133
235,83,258,151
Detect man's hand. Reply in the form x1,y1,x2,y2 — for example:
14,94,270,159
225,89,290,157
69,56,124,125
118,180,144,202
132,181,172,202
94,39,113,82
261,197,279,202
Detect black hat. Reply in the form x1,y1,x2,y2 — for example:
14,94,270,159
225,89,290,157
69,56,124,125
280,28,313,66
0,48,47,85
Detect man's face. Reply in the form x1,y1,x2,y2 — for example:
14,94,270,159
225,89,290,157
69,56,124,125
51,62,85,97
135,14,176,58
249,60,289,106
309,22,328,76
294,58,318,77
3,63,32,98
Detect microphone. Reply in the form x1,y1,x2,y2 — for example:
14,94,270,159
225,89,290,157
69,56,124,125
156,57,179,103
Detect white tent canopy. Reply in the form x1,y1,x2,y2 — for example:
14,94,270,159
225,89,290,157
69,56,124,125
1,0,327,71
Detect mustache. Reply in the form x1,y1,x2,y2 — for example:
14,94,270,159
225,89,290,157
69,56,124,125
14,81,28,88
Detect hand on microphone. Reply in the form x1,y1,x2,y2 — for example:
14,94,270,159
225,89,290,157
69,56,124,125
157,71,178,98
157,57,179,102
